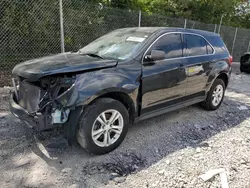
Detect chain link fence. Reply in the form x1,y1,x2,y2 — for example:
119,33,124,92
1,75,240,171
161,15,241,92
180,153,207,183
1,0,249,86
62,0,139,52
1,0,61,86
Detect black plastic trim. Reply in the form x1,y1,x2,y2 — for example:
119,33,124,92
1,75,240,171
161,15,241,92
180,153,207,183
9,92,37,129
135,96,205,123
9,92,57,131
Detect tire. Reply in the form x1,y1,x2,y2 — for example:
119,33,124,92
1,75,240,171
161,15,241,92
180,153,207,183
76,98,129,155
63,106,83,145
202,78,225,111
240,66,244,72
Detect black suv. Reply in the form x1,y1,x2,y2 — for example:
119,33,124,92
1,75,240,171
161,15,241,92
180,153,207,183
240,52,250,73
10,27,232,154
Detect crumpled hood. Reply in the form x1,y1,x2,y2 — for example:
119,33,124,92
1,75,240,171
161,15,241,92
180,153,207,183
12,52,118,81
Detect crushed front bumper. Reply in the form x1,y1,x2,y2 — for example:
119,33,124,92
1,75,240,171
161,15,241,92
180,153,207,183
9,92,56,131
9,92,37,128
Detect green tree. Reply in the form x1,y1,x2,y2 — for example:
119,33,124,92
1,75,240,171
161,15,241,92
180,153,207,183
99,0,250,28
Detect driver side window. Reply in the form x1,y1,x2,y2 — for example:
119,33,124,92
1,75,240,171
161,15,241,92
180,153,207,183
148,33,183,59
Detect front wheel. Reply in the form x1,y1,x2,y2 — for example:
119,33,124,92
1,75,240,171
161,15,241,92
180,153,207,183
77,98,129,155
202,78,225,111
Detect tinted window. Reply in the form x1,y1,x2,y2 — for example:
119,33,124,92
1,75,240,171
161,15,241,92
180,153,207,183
150,33,183,59
206,43,213,54
184,34,207,56
208,36,228,53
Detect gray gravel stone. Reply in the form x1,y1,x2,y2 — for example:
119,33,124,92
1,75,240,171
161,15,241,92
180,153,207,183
1,70,250,188
113,176,126,184
68,184,80,188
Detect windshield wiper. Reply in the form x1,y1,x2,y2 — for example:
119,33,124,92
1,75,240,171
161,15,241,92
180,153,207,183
79,53,104,59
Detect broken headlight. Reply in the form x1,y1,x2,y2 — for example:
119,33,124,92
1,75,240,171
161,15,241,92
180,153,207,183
56,81,76,106
38,76,76,110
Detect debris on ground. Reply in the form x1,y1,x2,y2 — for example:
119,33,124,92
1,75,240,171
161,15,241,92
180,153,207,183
200,168,229,188
238,105,248,110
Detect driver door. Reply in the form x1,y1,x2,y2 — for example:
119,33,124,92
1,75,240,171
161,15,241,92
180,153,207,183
141,33,187,114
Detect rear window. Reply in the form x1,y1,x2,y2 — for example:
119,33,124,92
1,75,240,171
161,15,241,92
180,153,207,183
184,34,213,56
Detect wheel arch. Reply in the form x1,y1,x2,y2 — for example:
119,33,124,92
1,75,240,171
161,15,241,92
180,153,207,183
89,91,137,124
206,71,229,95
63,90,137,145
216,72,229,88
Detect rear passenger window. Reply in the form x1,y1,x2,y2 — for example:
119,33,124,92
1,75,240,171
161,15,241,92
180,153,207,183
206,43,213,54
184,34,207,56
150,33,183,59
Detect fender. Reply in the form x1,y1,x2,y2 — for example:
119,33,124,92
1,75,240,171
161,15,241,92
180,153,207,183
60,63,141,115
206,60,231,93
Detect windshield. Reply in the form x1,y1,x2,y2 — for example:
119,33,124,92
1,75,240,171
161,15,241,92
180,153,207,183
79,29,152,60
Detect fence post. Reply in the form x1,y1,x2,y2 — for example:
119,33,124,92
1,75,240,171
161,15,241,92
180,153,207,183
231,27,238,55
218,14,224,34
138,10,141,27
184,19,187,29
191,22,196,29
59,0,65,53
214,24,217,33
247,40,250,52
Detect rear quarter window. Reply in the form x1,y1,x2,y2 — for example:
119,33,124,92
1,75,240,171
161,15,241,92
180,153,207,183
207,36,228,54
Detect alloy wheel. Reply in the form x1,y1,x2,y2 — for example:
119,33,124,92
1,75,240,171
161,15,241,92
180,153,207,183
212,84,224,106
91,109,124,147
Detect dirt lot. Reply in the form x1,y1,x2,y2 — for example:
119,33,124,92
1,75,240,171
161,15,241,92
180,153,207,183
0,64,250,188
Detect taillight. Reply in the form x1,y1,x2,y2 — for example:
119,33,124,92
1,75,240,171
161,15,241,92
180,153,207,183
229,55,233,65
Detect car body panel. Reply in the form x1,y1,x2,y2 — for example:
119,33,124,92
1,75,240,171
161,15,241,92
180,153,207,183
184,56,213,98
205,54,231,91
12,52,118,81
57,60,141,116
141,58,187,114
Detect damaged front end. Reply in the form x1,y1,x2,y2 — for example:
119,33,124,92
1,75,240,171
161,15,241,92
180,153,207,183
10,75,76,131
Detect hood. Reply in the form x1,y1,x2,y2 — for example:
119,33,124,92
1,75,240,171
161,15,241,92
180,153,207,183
12,53,118,81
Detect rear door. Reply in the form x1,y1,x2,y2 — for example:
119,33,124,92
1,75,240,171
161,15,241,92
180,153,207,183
183,34,214,100
141,33,187,114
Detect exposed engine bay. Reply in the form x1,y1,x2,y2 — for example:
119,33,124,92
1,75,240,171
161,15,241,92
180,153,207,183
13,74,76,130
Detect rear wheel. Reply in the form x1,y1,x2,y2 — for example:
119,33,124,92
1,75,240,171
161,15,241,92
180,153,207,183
202,79,225,111
76,98,129,155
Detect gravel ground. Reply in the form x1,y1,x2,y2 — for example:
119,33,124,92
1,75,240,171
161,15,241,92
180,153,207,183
0,64,250,188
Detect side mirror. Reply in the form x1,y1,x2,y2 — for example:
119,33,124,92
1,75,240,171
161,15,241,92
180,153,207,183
145,50,166,61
